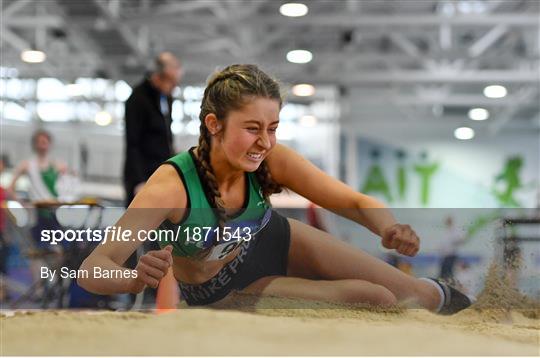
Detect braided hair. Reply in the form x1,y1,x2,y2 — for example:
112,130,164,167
195,64,283,233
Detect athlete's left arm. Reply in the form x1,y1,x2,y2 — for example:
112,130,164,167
266,144,419,256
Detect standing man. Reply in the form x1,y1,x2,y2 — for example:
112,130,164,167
123,52,183,207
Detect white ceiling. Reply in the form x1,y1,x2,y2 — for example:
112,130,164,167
1,0,539,139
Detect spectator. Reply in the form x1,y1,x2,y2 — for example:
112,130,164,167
123,52,183,207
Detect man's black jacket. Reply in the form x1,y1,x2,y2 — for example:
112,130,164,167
123,78,173,204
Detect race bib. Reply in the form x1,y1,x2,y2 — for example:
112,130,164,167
203,208,272,261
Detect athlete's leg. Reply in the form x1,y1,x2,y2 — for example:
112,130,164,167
244,218,440,309
242,276,398,307
286,218,441,309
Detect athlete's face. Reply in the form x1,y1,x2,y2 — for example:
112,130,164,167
220,97,280,172
34,134,50,155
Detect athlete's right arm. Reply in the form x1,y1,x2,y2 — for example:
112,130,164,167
78,164,187,294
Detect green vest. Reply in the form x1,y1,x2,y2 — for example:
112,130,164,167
158,148,270,258
41,165,58,197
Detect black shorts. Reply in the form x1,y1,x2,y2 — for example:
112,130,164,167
179,210,291,306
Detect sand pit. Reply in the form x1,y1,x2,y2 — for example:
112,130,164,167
2,265,538,356
2,293,539,356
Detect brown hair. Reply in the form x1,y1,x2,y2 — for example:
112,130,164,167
31,129,52,152
196,64,283,231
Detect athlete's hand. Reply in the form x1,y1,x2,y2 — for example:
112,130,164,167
129,245,174,292
381,224,420,257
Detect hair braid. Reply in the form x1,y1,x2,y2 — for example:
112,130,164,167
255,160,282,199
196,124,228,229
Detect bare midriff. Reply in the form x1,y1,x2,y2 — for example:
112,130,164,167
171,247,241,284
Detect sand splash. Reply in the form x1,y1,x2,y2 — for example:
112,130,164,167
472,263,540,320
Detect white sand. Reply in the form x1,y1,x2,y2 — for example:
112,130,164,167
2,296,538,356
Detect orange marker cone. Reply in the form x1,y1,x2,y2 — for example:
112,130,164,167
156,268,179,314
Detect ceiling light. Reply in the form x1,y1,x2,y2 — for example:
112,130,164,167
66,84,84,97
279,3,308,17
468,108,489,121
483,85,507,99
95,111,112,126
454,127,475,140
299,115,317,127
286,49,312,64
21,50,46,63
292,84,315,96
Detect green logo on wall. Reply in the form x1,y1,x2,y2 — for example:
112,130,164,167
360,149,531,207
361,150,439,205
493,156,524,207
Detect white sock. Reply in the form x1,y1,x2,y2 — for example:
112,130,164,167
419,278,445,312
